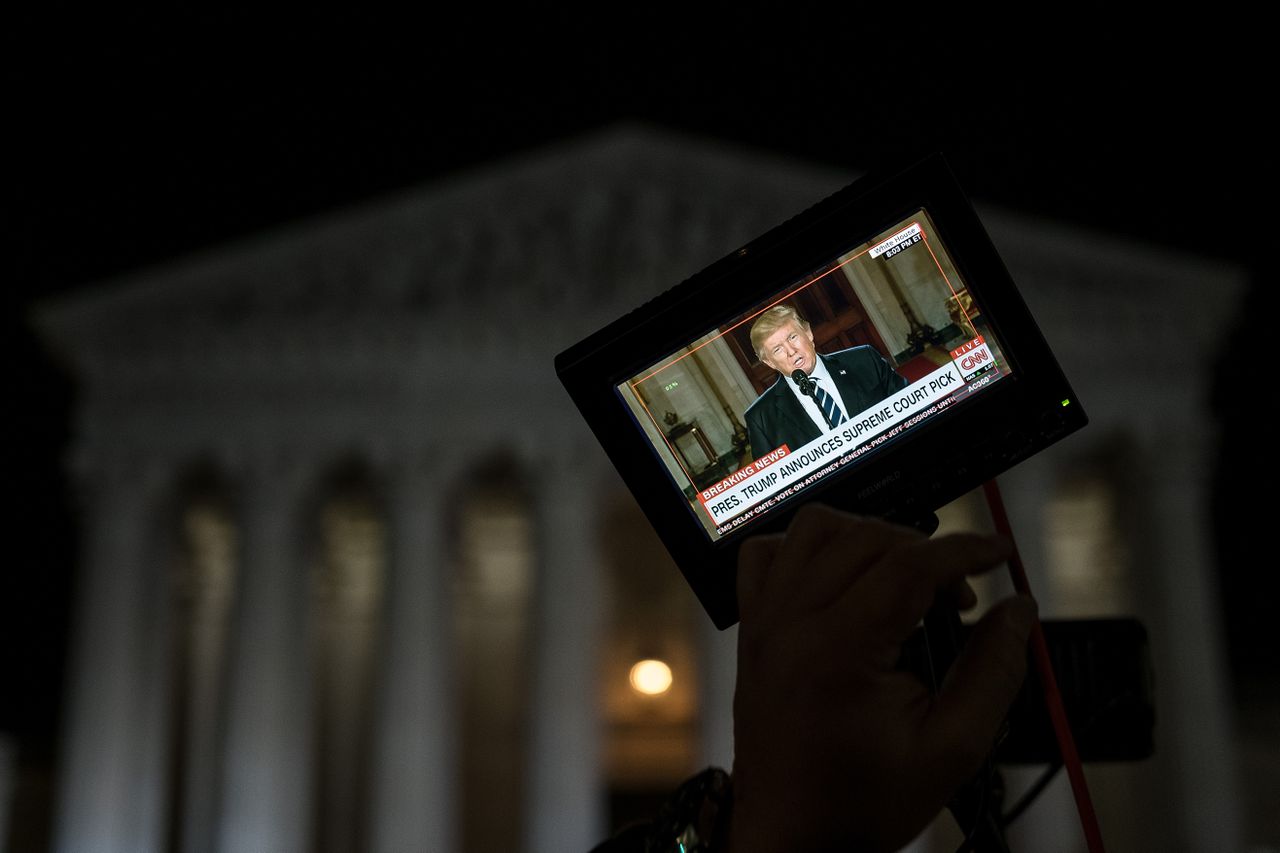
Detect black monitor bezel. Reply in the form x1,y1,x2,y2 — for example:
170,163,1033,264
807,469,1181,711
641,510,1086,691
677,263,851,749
556,154,1086,628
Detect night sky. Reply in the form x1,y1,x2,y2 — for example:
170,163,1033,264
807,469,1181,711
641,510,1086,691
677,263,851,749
6,13,1270,801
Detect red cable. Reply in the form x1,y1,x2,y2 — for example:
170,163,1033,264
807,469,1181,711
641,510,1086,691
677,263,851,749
981,479,1107,853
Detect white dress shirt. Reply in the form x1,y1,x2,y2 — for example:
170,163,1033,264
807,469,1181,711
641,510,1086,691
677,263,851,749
781,355,850,434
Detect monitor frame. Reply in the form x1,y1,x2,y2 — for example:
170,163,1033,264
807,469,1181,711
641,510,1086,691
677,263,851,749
556,154,1086,628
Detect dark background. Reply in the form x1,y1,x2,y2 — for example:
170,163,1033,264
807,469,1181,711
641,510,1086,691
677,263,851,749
6,15,1270,844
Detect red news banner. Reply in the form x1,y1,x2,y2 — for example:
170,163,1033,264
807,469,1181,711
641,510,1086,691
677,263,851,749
697,445,793,520
700,340,997,529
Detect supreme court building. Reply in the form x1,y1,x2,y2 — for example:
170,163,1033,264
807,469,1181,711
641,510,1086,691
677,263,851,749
36,127,1246,852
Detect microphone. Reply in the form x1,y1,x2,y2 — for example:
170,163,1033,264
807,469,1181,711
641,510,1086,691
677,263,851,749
791,369,816,397
793,369,838,430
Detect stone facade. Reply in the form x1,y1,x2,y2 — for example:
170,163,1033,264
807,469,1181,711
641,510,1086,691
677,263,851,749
37,127,1246,852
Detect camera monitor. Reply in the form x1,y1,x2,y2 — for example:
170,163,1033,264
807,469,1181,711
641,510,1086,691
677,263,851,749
556,154,1086,628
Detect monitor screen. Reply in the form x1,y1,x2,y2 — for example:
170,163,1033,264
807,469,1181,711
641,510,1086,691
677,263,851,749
616,208,1011,541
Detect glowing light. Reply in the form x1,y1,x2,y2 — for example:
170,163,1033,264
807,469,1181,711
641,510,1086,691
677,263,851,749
629,659,673,696
1062,399,1071,407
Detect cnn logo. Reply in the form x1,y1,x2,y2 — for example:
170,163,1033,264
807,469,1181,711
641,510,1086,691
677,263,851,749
960,349,990,372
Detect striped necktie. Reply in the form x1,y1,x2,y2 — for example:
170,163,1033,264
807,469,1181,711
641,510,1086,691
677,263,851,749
812,381,846,428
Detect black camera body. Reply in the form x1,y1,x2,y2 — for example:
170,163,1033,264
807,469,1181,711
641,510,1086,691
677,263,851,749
556,156,1154,841
557,154,1087,629
902,617,1156,763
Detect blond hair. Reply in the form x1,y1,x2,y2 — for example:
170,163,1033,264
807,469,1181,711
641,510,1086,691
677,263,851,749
749,305,810,359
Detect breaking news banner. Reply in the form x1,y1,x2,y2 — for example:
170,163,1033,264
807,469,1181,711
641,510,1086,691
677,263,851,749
703,360,966,528
696,445,792,517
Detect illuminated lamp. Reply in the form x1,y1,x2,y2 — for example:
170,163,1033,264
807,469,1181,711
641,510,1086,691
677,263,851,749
629,659,673,696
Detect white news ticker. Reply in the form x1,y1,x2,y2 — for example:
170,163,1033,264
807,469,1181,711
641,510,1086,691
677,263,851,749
704,361,963,524
869,222,922,258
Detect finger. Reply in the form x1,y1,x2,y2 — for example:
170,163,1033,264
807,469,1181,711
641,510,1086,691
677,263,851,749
773,503,860,574
845,533,1011,644
905,532,1012,590
943,577,978,611
922,595,1038,782
736,533,783,624
793,519,922,612
775,505,922,612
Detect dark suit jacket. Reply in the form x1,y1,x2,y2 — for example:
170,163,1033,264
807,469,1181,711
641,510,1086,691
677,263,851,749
744,345,908,458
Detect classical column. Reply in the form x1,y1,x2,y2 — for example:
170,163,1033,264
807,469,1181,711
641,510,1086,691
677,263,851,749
699,619,737,770
174,496,240,853
991,457,1052,600
369,453,458,853
1140,453,1240,851
0,733,12,851
55,455,168,853
985,457,1080,853
216,453,312,853
523,453,606,853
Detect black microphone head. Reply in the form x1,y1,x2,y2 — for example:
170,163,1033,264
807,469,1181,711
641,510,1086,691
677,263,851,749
790,369,807,384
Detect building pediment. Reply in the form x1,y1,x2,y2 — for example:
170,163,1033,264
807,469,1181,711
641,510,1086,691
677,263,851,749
37,125,849,368
35,124,1246,439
